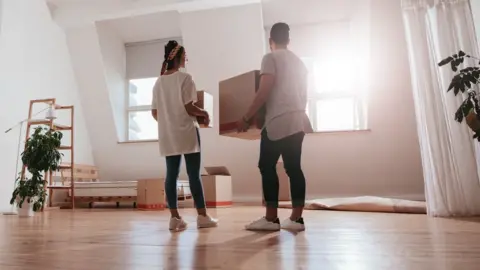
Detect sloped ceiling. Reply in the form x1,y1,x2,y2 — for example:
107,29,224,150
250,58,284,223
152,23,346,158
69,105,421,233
45,0,260,28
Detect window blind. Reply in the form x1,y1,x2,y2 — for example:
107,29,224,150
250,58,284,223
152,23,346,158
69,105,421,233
125,37,183,79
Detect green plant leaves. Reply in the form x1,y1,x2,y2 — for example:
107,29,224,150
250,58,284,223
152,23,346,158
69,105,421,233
440,51,480,141
447,67,480,96
439,56,454,67
11,127,63,211
439,50,470,72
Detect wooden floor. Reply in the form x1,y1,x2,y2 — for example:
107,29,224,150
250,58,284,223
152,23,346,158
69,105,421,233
1,206,480,270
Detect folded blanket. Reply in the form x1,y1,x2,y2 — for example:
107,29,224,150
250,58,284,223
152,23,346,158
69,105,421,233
278,196,426,214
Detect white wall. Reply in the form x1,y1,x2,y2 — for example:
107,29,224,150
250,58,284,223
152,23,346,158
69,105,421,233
65,0,424,200
66,24,140,182
0,0,94,211
180,3,267,198
96,22,127,141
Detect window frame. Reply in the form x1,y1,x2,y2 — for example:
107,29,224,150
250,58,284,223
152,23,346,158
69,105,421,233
300,56,367,133
123,38,183,142
125,77,159,142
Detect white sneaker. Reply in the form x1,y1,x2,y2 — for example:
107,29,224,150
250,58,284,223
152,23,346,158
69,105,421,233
197,215,219,228
245,217,281,231
169,217,188,231
281,217,305,232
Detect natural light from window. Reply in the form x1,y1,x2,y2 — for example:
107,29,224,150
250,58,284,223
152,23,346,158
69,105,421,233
265,21,369,133
128,78,158,141
299,41,366,132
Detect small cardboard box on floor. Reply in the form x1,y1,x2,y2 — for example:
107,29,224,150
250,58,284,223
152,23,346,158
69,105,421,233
201,167,232,208
219,70,263,140
137,179,166,210
196,90,214,128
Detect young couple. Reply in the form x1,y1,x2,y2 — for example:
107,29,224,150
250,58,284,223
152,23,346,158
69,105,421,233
151,22,312,232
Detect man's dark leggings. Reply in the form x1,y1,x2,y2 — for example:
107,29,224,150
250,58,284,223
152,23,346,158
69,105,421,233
259,129,306,208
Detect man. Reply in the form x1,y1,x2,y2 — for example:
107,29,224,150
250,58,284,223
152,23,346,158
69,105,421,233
237,22,313,232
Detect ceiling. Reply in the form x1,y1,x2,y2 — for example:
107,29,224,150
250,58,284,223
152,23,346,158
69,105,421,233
47,0,190,6
98,11,182,43
47,0,259,28
95,0,370,43
262,0,367,27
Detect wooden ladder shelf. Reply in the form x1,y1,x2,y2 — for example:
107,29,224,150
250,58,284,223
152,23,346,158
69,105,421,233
20,98,75,210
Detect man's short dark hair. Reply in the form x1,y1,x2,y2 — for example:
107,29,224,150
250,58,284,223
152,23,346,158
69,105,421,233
270,22,290,45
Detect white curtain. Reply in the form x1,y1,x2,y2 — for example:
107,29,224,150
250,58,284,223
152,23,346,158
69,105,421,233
402,0,480,216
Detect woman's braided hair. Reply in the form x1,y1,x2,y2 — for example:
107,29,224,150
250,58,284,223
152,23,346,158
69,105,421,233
161,40,185,75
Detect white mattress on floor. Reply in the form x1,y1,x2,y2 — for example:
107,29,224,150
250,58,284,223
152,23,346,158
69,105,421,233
73,181,137,197
71,180,191,198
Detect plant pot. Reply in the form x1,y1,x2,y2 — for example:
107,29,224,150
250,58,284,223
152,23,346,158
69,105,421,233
16,198,34,217
466,111,480,133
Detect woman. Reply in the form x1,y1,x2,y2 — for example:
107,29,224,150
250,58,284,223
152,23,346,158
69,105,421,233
151,40,218,231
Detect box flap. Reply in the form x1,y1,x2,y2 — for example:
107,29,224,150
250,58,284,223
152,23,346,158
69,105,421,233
202,166,230,176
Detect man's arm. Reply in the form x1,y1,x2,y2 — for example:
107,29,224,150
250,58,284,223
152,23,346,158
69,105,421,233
243,74,275,121
185,102,207,117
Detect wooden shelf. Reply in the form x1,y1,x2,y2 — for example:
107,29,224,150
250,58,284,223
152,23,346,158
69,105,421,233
55,105,73,110
21,99,76,210
27,120,72,131
28,119,52,125
32,98,55,104
53,124,72,131
47,186,71,190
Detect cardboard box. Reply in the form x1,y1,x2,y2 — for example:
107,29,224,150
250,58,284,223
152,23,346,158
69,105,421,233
137,179,166,210
201,167,232,208
219,70,264,140
196,90,214,128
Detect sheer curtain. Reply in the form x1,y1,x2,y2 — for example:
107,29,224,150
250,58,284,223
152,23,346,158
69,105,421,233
402,0,480,216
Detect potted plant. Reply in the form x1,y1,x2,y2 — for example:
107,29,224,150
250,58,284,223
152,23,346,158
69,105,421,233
438,50,480,141
10,127,63,216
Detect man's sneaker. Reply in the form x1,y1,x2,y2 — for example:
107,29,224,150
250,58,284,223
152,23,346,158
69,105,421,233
245,217,281,231
169,217,188,231
281,217,305,232
197,215,219,228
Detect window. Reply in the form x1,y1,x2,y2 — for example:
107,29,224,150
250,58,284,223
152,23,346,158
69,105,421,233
125,38,183,141
265,22,368,132
127,78,158,141
302,56,366,132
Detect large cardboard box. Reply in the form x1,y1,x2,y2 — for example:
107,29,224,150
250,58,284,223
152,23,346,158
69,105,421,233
201,167,232,208
137,179,166,210
219,70,264,140
196,90,214,128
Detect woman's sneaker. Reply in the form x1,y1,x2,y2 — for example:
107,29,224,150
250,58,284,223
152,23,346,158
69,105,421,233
281,217,305,232
245,217,281,231
197,215,219,228
169,217,188,231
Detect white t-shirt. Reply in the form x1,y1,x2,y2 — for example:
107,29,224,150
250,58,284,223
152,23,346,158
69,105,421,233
261,49,313,141
151,71,200,157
